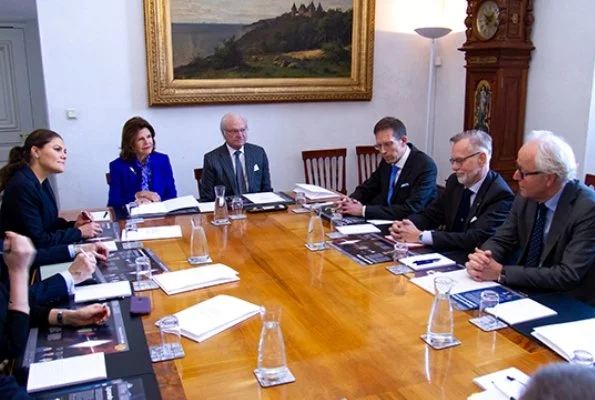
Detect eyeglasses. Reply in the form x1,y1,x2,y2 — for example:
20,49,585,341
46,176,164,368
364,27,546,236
373,141,396,151
449,152,481,165
515,163,544,179
224,128,247,135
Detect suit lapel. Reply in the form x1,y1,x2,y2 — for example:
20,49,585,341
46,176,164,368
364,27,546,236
448,184,464,228
218,146,236,190
466,172,494,227
518,200,539,263
244,146,254,193
540,182,577,263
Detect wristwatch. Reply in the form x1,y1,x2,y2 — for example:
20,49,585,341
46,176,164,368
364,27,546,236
56,310,65,325
497,269,507,284
418,233,423,242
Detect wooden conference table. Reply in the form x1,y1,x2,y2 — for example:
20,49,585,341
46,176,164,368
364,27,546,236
101,209,562,399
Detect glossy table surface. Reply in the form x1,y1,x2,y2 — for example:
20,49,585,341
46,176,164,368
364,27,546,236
109,210,562,399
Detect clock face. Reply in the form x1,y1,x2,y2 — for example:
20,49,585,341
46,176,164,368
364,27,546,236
475,0,500,40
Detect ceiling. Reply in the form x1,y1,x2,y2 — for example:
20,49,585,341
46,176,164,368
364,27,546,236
0,0,37,21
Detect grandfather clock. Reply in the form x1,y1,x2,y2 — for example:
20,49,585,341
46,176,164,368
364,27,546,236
459,0,534,188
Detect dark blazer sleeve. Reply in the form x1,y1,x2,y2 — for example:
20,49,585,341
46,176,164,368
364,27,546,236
199,151,217,202
33,245,72,267
0,286,30,359
407,175,454,231
29,274,69,306
108,158,126,207
350,163,385,204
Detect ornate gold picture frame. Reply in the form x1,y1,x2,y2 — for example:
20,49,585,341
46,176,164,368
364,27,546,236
143,0,375,105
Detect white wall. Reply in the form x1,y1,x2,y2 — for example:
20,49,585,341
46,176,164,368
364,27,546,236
586,60,595,176
36,0,430,209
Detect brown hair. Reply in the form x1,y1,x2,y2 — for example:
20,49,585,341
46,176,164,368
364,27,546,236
0,129,62,192
373,117,407,139
119,117,156,161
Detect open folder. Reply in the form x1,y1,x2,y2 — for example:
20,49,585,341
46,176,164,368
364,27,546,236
293,183,340,200
152,264,240,295
172,295,261,342
129,195,199,217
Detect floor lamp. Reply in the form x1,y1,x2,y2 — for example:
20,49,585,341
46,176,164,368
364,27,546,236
415,27,451,157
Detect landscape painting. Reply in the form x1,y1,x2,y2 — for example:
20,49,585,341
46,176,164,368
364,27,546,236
144,0,375,105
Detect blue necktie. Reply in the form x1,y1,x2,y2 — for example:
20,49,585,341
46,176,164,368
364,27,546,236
386,164,400,205
452,189,473,232
234,150,247,195
525,203,548,268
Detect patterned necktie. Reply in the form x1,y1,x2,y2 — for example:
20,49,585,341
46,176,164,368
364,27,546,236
452,189,473,232
234,150,247,195
386,164,400,205
525,203,548,268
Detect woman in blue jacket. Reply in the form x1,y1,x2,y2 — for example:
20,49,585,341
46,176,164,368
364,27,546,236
108,117,177,208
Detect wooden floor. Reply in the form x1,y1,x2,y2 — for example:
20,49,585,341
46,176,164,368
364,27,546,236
120,210,561,399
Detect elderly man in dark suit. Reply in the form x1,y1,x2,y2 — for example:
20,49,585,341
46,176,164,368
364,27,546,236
390,130,514,263
466,131,595,305
199,113,272,201
338,117,437,220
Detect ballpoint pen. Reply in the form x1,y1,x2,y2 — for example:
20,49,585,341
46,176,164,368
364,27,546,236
81,210,93,222
413,258,440,265
103,211,109,219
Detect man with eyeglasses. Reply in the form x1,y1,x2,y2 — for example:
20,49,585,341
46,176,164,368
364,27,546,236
199,113,272,201
337,117,437,220
389,130,514,263
466,131,595,305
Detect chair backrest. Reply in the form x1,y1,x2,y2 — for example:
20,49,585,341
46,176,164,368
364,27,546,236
355,145,381,185
585,173,595,189
194,168,203,198
105,173,110,185
301,148,347,194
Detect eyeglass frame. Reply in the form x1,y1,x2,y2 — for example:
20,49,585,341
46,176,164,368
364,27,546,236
373,140,397,151
448,151,481,165
223,127,247,135
515,163,544,179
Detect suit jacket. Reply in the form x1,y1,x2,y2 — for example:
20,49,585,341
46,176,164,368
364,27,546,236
408,170,514,252
482,180,595,305
0,165,81,248
199,143,272,202
107,151,177,208
350,144,437,220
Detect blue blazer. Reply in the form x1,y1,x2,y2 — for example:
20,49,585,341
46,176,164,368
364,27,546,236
0,165,82,248
107,152,177,208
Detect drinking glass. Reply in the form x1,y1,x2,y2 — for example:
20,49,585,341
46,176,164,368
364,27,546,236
151,315,184,362
135,256,153,291
570,350,594,367
478,290,500,325
393,242,409,263
295,192,306,209
229,196,246,220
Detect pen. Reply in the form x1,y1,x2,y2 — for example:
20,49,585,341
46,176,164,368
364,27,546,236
413,258,440,265
79,248,93,261
491,380,516,400
81,210,93,222
103,211,109,218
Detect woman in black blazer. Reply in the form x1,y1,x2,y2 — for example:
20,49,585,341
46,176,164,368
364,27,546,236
0,129,102,248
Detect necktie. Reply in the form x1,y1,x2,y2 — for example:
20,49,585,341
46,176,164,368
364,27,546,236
234,150,247,195
386,164,400,205
452,189,473,232
525,203,548,268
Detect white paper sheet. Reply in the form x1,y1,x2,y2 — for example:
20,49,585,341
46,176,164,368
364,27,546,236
198,201,215,213
336,224,381,235
131,195,199,216
486,298,557,325
153,264,240,295
472,367,529,400
27,352,107,393
121,225,182,241
367,219,394,225
74,281,132,303
90,211,112,222
243,192,286,204
39,262,72,281
410,268,500,295
398,253,457,271
531,318,595,360
294,183,338,199
171,295,261,342
100,240,118,252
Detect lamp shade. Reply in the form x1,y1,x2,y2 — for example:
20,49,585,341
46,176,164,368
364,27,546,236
414,27,452,39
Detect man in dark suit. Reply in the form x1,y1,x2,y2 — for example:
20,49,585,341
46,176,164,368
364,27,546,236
338,117,437,220
466,131,595,305
389,130,514,263
199,113,273,202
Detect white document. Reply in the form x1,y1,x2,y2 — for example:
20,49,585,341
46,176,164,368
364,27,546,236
294,183,338,200
171,295,261,342
467,390,507,400
486,298,557,325
398,253,457,271
39,262,71,281
153,264,240,295
27,352,107,393
90,210,112,222
74,280,132,303
131,195,199,216
410,268,500,295
198,201,215,213
531,318,595,361
472,367,530,400
367,219,394,225
101,240,119,252
336,224,381,235
243,192,286,204
121,225,182,241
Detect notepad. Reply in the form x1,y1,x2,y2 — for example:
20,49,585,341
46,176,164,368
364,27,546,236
336,224,381,235
531,318,595,361
472,367,530,400
121,225,182,241
90,211,112,222
171,295,261,342
27,352,107,393
367,219,394,225
39,261,72,280
101,240,119,252
74,280,132,303
410,268,500,295
398,253,456,271
243,192,286,204
294,184,339,200
486,298,557,325
153,264,240,295
130,195,199,217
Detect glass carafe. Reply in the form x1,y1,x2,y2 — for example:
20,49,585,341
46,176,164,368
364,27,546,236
426,277,455,346
213,185,229,225
256,306,289,384
188,215,210,264
306,210,326,251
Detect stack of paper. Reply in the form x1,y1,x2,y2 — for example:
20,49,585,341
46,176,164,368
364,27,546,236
398,253,456,271
130,195,199,217
470,367,530,400
485,298,557,325
74,281,132,303
153,264,240,295
121,225,182,242
172,295,261,342
243,192,286,204
27,352,107,393
532,318,595,361
294,183,339,200
410,268,500,295
336,224,381,235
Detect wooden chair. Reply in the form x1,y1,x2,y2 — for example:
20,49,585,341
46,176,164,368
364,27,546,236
301,148,347,194
355,145,381,185
105,173,110,185
585,173,595,189
194,168,203,198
